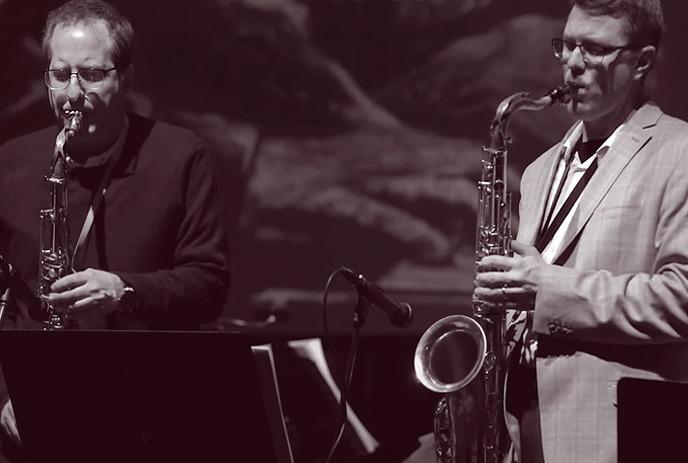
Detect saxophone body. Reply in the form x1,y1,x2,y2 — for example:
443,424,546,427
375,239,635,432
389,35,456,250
414,85,571,463
39,111,82,330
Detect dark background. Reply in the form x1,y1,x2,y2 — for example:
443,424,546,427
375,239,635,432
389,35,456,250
1,1,687,461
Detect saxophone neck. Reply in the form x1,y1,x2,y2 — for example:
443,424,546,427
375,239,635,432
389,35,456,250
489,84,572,150
56,111,83,148
52,111,83,178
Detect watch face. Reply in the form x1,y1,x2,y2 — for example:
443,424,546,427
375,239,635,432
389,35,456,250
118,287,136,315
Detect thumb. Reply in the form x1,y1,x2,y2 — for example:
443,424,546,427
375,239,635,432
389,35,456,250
511,240,539,257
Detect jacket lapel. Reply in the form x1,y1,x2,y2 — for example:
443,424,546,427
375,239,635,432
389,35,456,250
551,103,662,260
519,122,583,246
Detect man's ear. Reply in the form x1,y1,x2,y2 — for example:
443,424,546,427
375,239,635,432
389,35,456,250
633,45,657,80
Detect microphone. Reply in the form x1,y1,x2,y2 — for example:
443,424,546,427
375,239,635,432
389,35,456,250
0,255,41,314
340,267,413,328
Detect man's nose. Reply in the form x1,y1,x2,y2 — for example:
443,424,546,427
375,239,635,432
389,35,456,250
565,45,586,71
66,74,84,100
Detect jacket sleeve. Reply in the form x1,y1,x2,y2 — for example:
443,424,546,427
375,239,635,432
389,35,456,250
115,142,230,327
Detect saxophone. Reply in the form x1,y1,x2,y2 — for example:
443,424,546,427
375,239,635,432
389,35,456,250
414,85,571,463
39,110,82,330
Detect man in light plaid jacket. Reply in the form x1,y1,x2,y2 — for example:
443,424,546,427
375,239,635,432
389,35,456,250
475,1,688,462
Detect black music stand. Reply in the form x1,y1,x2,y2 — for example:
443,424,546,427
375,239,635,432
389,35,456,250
617,377,688,463
0,330,286,463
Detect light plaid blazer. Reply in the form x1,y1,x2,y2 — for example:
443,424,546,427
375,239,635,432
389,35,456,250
505,102,688,463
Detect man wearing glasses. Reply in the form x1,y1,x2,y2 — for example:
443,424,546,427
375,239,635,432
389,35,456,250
475,1,688,462
0,0,229,456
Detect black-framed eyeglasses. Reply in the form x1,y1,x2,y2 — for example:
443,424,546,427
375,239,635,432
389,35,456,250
43,67,118,90
551,38,637,64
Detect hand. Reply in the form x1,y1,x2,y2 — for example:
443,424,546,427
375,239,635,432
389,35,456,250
48,268,125,314
473,241,546,311
0,400,20,447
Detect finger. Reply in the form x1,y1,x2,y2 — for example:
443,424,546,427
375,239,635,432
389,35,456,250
48,285,87,306
474,285,510,300
475,271,513,288
511,240,539,257
477,255,514,271
474,286,535,309
473,299,525,312
70,296,103,312
51,271,87,292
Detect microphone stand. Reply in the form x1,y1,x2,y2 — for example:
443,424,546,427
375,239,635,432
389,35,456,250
324,291,371,463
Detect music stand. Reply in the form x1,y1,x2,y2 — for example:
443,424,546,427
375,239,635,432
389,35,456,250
0,330,287,463
617,377,688,463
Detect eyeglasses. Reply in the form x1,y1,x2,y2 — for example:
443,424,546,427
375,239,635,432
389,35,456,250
43,68,117,90
551,38,637,65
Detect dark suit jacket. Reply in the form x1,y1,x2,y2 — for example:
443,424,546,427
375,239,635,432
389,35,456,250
0,112,231,407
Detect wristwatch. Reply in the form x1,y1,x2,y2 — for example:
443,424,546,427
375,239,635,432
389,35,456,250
117,285,138,317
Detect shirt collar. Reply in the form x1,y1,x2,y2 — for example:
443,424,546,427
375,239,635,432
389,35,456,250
561,120,623,165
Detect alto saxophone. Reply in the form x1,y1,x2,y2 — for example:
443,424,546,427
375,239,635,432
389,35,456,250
39,110,82,330
414,85,571,463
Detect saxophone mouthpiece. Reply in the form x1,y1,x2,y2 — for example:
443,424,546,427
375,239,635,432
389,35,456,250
65,110,83,136
547,84,573,105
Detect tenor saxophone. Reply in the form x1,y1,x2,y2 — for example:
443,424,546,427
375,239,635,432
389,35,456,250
39,111,82,330
414,85,571,463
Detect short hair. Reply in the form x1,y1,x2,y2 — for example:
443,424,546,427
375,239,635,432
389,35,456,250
41,0,134,69
571,0,665,48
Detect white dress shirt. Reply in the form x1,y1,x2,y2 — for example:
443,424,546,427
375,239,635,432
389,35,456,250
540,123,623,264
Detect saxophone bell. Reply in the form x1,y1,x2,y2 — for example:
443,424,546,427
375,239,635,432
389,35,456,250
415,315,487,395
414,315,487,463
